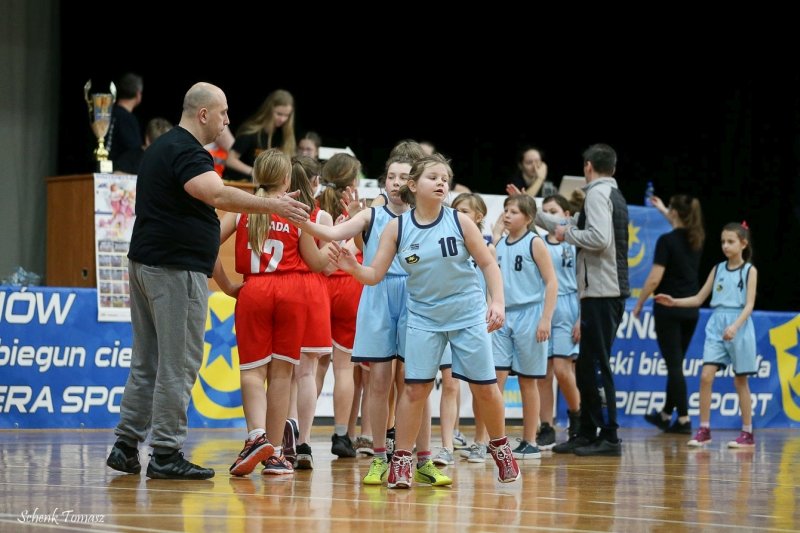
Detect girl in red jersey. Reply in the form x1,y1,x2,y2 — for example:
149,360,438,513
213,149,328,476
290,155,334,470
315,153,365,458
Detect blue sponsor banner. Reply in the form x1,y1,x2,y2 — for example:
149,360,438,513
2,286,799,429
0,287,131,428
609,304,800,429
626,205,672,304
0,286,247,429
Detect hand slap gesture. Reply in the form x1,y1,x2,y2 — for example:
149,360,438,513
340,186,365,218
327,240,358,273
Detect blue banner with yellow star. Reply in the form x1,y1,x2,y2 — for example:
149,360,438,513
604,304,800,429
188,292,246,426
627,205,673,303
2,279,799,429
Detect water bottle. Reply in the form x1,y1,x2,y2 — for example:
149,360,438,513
644,181,655,207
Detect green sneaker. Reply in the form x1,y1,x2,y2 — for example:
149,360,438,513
413,459,452,486
363,457,389,485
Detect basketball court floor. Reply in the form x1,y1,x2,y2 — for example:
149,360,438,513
1,427,798,532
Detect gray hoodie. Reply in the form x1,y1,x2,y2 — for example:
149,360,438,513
536,177,629,299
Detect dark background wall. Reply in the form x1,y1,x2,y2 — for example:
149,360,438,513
57,8,800,311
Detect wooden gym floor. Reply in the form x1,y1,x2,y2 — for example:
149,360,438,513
0,427,798,532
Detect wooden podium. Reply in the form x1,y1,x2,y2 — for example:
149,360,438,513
46,174,95,287
46,174,254,290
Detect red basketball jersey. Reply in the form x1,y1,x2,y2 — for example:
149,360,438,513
235,213,304,276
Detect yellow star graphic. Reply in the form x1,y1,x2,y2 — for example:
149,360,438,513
628,222,641,251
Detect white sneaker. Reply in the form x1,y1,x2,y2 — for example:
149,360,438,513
466,443,487,463
433,447,455,466
453,429,468,449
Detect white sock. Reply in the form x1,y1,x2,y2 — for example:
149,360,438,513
742,425,753,433
700,422,710,429
660,411,671,421
273,446,282,457
248,428,265,441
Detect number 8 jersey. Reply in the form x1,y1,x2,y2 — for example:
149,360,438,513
397,207,485,331
496,231,544,307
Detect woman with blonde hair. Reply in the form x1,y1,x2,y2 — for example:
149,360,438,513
224,89,297,181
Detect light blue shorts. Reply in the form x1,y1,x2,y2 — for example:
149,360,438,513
439,343,453,369
702,310,757,375
492,304,548,378
404,324,496,384
352,275,407,363
549,293,579,358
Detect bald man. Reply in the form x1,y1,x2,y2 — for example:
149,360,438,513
106,83,310,480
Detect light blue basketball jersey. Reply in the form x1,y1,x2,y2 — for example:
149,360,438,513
397,207,485,331
496,231,544,307
710,261,752,309
363,206,406,276
545,238,577,295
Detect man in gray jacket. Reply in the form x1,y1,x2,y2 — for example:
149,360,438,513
536,144,628,456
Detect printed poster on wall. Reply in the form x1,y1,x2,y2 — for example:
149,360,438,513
93,173,136,322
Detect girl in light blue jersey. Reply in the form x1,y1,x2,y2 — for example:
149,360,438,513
331,154,520,487
493,194,558,460
656,222,758,449
298,154,449,487
536,195,581,451
437,193,495,466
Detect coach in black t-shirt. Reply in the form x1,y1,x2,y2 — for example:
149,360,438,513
633,194,705,435
106,82,309,480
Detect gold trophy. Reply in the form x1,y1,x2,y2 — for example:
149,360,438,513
84,80,117,173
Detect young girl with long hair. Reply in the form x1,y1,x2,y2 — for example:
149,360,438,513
330,154,520,487
656,222,758,448
213,149,328,476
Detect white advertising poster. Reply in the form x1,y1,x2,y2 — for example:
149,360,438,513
93,173,136,322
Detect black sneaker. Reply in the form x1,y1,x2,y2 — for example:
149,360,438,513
573,439,622,457
552,435,594,454
295,442,314,470
106,440,141,474
283,419,299,465
385,427,396,460
331,433,357,458
665,419,692,435
644,410,671,431
536,423,556,450
146,451,215,480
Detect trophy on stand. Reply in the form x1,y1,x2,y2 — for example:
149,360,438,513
84,80,117,173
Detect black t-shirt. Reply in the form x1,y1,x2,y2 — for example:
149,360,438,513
114,147,144,175
107,105,142,161
223,129,284,181
653,228,701,318
508,170,526,191
128,126,219,276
